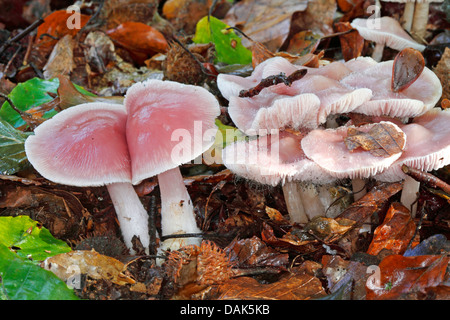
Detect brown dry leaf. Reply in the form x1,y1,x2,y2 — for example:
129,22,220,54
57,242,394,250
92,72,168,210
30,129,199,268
367,202,417,256
41,250,135,286
100,0,159,30
433,47,449,101
289,0,336,37
83,31,118,75
225,235,289,269
344,122,406,157
335,21,364,61
338,181,403,226
366,254,450,300
283,30,321,56
216,273,326,300
162,0,212,34
392,48,425,92
42,34,75,80
223,0,308,52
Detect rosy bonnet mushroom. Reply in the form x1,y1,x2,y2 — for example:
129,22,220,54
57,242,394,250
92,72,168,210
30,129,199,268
25,79,220,254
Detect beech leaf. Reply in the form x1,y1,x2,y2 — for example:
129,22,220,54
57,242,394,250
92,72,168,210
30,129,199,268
344,122,406,157
391,48,425,92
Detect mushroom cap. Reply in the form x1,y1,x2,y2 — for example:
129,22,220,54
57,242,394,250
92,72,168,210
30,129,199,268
25,103,131,187
222,130,336,186
341,60,442,118
220,57,373,134
376,108,450,182
351,16,426,52
124,79,221,185
301,121,406,179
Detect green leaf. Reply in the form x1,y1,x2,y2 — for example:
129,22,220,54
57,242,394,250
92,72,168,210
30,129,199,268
0,244,79,300
193,16,252,65
214,118,247,148
0,216,71,262
0,117,32,175
0,77,94,128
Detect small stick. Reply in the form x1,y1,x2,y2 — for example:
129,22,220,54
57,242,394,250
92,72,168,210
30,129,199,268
402,164,450,194
238,69,307,98
0,18,44,57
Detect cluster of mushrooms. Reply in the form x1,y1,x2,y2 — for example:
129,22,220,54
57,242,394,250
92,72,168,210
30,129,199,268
24,50,446,257
218,55,446,223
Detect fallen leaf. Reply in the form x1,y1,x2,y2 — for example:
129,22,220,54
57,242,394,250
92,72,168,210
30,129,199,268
366,254,450,300
223,0,308,52
283,30,321,56
35,10,90,51
391,48,425,92
367,202,417,256
215,273,326,300
106,22,168,58
42,250,135,286
42,34,75,80
433,47,449,101
335,21,364,61
193,16,252,65
344,122,406,157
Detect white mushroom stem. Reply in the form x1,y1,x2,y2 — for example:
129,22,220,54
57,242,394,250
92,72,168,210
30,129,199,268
282,181,308,224
400,175,420,217
106,183,150,253
411,2,430,40
157,167,202,251
351,178,367,201
282,182,325,223
372,42,385,62
402,1,415,32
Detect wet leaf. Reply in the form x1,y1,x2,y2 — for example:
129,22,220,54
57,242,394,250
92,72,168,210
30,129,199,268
366,254,450,300
106,21,168,56
335,21,364,61
35,10,90,50
0,77,94,128
42,250,135,286
0,244,79,300
216,273,326,300
367,202,417,256
0,215,71,262
344,122,406,157
0,117,31,175
404,234,450,257
391,48,425,92
193,16,252,65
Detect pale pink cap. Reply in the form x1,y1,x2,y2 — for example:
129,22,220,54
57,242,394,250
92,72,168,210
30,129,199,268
301,121,406,179
376,108,450,182
341,60,442,118
351,16,426,52
222,130,336,186
124,79,221,185
25,103,132,186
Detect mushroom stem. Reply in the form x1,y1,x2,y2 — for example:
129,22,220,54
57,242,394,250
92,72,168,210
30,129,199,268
411,2,429,40
372,42,385,62
298,183,326,220
106,182,150,253
401,1,415,32
400,175,419,217
157,167,202,251
282,181,309,224
351,178,367,201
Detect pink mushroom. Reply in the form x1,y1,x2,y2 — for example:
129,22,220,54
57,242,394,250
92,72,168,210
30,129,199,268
24,103,150,252
350,16,426,61
25,79,220,254
375,108,450,215
222,130,337,223
341,59,443,119
124,79,220,252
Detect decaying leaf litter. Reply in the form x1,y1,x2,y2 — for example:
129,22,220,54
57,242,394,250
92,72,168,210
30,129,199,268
0,0,448,301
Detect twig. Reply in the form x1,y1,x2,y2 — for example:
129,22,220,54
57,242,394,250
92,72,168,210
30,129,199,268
238,69,307,98
0,18,44,57
402,164,450,194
